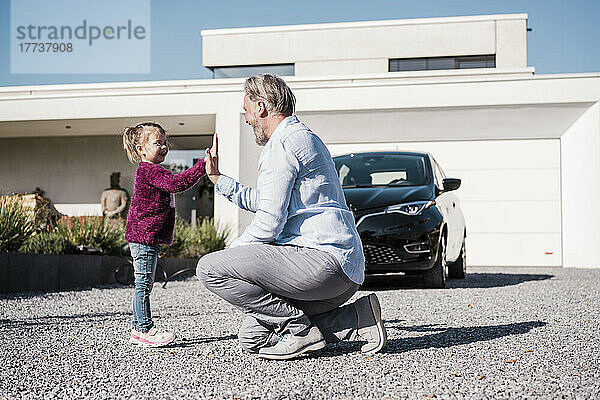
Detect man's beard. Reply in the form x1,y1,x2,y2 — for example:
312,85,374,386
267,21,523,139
251,120,269,146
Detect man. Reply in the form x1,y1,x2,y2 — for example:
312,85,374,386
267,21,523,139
197,74,386,360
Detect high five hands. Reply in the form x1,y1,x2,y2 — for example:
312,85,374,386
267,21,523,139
205,133,220,184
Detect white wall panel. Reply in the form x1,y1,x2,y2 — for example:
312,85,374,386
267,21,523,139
464,201,561,233
449,169,560,202
466,233,561,266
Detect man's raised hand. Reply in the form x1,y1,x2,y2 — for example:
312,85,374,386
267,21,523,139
205,133,220,184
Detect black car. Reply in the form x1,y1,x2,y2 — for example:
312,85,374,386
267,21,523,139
333,152,467,288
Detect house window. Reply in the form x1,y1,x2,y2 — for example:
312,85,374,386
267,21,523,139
389,55,495,72
211,64,294,79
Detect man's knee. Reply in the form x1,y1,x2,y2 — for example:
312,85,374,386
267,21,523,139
196,252,220,286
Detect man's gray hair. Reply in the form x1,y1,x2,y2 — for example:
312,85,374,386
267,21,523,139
244,74,296,117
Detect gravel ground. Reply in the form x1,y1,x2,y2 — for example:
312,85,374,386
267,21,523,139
1,266,599,400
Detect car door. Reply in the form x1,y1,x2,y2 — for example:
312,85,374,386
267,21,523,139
438,158,465,261
431,156,460,260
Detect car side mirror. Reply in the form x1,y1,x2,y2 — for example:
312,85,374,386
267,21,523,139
443,178,461,192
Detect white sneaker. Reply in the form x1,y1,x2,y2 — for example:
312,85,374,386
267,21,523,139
258,325,326,360
356,293,387,355
129,328,140,344
130,327,175,347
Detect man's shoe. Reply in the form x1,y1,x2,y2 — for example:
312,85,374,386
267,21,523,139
258,325,326,360
356,293,387,355
130,327,175,347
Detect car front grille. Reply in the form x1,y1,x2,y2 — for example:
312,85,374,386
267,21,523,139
363,244,403,265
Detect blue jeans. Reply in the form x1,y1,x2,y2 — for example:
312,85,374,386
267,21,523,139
129,242,161,332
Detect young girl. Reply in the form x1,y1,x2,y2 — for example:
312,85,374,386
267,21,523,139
122,122,206,347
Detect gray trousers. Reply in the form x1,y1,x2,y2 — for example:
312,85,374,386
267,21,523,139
196,243,362,353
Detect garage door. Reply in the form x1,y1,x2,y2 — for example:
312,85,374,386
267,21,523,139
327,139,562,267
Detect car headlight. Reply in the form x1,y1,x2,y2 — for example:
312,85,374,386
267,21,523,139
386,201,434,216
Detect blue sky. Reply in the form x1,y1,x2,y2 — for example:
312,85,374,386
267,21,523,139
1,0,599,86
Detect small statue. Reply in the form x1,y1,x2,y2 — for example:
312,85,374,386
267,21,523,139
101,172,129,218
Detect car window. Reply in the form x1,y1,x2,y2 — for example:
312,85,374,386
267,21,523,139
430,157,446,190
333,153,431,186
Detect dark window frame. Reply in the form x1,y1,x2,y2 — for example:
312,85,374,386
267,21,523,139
210,63,295,79
389,55,496,72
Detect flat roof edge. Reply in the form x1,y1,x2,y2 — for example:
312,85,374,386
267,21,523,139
0,78,245,94
201,13,529,37
1,70,599,101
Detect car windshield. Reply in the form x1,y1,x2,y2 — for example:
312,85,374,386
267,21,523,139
333,153,431,187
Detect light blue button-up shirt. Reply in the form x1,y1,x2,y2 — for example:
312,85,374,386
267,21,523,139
215,115,365,284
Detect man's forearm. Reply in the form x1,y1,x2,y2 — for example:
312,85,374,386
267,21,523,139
215,175,258,213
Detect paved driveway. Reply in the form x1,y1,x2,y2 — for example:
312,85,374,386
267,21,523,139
1,267,599,399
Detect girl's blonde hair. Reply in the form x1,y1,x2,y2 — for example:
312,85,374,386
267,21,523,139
121,122,166,163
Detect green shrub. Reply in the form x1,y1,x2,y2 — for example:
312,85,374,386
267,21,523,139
194,217,230,256
0,196,36,252
15,211,225,258
20,216,125,256
59,217,125,255
160,217,229,258
19,229,74,254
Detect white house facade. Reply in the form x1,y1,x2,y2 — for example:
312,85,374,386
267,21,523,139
1,14,599,268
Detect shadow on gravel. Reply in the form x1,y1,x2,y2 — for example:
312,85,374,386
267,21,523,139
0,311,130,328
166,334,237,348
362,272,553,290
447,273,554,289
311,320,547,357
383,320,548,353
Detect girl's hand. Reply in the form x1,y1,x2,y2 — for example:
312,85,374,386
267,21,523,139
205,133,220,184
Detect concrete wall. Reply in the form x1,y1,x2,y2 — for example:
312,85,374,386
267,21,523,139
0,135,136,215
0,253,198,294
1,253,121,293
561,103,600,268
496,19,527,69
202,14,528,75
297,105,589,143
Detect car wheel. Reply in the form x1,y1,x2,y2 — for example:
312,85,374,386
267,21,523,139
423,237,447,288
448,239,467,279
